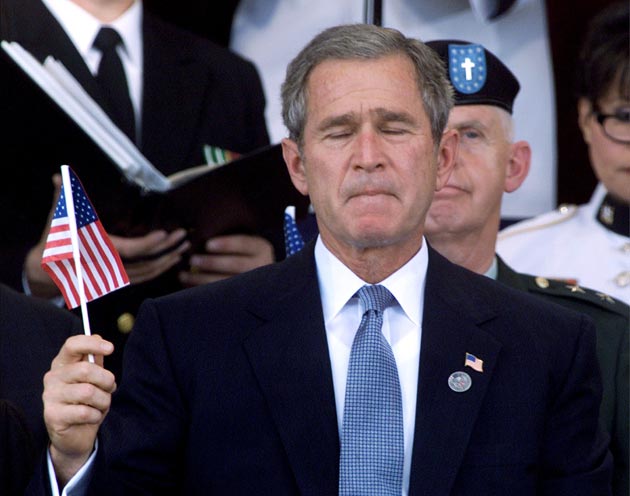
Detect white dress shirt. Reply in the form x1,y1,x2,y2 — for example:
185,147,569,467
41,0,144,134
315,237,426,495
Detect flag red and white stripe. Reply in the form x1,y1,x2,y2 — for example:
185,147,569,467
41,166,129,309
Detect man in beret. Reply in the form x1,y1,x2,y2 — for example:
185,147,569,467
425,39,629,496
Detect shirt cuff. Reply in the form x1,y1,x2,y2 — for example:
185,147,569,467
22,270,65,307
47,440,98,496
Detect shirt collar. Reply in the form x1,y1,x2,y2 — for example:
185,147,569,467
41,0,142,65
595,191,630,237
483,256,499,280
314,236,427,327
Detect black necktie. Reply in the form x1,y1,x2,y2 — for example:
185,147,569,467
93,27,136,142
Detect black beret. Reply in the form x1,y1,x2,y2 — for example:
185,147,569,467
426,39,520,114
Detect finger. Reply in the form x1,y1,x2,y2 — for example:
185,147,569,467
51,335,114,369
45,379,114,413
189,254,250,275
47,359,117,391
50,403,107,427
112,229,188,259
205,234,273,256
124,240,191,284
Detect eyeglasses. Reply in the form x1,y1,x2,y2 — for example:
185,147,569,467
592,107,630,144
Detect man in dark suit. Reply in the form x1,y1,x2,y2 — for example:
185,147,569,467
37,24,610,494
424,39,629,495
0,400,37,496
0,283,81,494
0,0,273,377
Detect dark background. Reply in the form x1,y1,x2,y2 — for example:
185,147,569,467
142,0,620,209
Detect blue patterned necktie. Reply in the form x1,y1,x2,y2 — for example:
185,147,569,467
339,285,404,496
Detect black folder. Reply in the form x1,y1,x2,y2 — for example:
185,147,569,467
103,143,310,256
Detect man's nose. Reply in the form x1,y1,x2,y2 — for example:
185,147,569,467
353,129,384,171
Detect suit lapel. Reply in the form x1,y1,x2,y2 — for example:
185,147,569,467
242,244,340,495
409,249,502,496
141,14,208,173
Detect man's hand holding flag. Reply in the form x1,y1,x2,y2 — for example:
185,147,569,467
41,165,129,360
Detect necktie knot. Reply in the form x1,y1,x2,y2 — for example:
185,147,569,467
357,284,395,314
93,27,123,53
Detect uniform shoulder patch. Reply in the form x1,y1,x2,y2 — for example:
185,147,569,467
527,275,629,318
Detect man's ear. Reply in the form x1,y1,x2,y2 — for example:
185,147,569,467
577,97,593,145
435,128,458,191
281,138,309,196
504,140,531,193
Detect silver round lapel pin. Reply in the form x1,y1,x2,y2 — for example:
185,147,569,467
448,371,472,392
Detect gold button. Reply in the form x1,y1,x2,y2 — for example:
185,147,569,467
614,271,630,288
117,313,135,334
535,276,549,289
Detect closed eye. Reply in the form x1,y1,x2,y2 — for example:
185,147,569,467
326,130,353,139
381,127,408,135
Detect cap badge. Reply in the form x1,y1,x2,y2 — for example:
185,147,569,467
448,43,486,94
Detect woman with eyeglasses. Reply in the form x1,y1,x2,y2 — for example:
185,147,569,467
497,1,630,306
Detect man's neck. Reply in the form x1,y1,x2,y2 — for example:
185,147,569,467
70,0,134,22
428,228,497,275
320,234,424,284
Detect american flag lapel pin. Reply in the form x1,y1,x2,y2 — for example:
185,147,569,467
464,352,484,373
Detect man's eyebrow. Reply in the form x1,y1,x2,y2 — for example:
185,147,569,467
316,113,358,132
316,108,419,133
373,108,418,125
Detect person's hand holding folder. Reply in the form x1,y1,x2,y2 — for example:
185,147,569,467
179,234,274,287
25,175,192,298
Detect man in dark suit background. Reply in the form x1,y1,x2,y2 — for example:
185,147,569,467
0,283,81,495
424,39,629,496
0,0,275,377
37,24,610,494
0,399,37,495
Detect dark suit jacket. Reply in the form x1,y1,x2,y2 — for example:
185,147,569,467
0,0,270,377
26,243,610,494
0,283,81,494
496,257,629,496
0,399,37,496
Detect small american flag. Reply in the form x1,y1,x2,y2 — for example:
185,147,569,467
464,352,484,373
41,167,129,309
283,206,305,257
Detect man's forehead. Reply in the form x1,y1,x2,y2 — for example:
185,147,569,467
306,54,417,93
305,56,422,113
449,104,503,124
